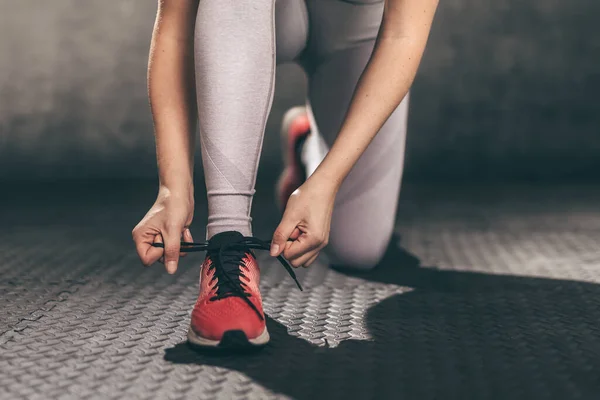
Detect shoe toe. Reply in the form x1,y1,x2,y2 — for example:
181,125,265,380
190,298,265,341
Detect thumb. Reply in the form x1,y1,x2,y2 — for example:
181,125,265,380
163,226,182,274
271,213,299,257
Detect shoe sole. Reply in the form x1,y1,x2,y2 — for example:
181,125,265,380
276,106,309,211
187,326,270,350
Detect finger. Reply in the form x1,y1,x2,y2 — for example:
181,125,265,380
133,229,163,267
163,226,183,274
289,227,301,241
277,227,301,259
179,229,193,258
303,252,320,268
288,248,319,268
154,235,165,264
271,214,299,257
283,232,322,261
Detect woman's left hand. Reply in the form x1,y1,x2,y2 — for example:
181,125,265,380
270,177,337,268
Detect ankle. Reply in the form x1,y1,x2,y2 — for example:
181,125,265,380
206,225,252,241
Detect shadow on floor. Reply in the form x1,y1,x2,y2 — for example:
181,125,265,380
164,239,600,400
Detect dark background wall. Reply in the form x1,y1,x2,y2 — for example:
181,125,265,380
0,0,598,182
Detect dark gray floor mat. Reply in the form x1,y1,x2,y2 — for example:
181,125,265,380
1,182,599,400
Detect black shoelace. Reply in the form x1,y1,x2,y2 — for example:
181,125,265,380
152,235,303,321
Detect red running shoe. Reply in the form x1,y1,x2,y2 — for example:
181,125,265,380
276,106,311,211
165,231,302,349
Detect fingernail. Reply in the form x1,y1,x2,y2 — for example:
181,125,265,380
270,244,279,256
167,261,177,274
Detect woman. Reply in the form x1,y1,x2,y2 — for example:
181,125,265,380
132,0,438,349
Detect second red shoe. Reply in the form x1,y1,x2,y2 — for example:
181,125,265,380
276,106,311,211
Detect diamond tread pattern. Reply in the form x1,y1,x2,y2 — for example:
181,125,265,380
1,183,600,400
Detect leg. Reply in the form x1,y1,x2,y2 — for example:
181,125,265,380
303,0,409,270
274,0,313,208
194,0,276,240
189,0,308,349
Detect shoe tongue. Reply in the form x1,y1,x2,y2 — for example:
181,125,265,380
207,231,245,251
208,231,247,275
207,232,248,296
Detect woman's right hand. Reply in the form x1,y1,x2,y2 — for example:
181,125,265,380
132,187,194,274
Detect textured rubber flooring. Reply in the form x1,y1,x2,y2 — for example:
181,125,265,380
1,181,600,400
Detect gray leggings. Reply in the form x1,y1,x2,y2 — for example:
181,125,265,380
195,0,408,269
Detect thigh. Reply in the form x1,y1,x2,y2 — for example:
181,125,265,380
301,0,384,70
306,41,409,268
275,0,309,65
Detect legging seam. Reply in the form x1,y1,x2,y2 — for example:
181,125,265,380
200,133,237,192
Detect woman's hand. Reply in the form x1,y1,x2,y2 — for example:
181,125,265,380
132,187,194,274
270,177,337,268
138,0,198,275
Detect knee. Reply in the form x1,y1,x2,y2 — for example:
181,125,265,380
324,231,392,271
